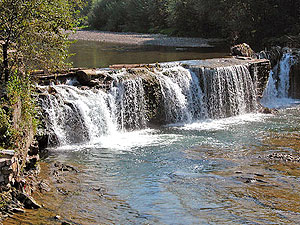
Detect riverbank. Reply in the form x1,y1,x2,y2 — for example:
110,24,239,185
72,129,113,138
68,30,225,48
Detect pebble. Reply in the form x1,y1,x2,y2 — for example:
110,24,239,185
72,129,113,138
55,215,61,220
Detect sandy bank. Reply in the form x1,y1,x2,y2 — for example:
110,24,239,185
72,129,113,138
68,30,224,48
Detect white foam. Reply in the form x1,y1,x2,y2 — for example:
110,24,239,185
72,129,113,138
172,113,266,131
52,129,182,152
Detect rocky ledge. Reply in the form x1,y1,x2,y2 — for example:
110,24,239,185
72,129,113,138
35,57,270,99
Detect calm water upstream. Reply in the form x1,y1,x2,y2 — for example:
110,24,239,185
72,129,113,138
69,40,229,68
6,43,300,225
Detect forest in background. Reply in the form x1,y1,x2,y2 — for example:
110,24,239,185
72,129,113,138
83,0,300,48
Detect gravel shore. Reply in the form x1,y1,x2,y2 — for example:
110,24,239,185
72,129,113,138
68,30,224,48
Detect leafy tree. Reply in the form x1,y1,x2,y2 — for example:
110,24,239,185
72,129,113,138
86,0,299,47
88,0,128,31
0,0,81,82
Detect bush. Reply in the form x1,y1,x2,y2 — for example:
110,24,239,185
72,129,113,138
0,71,38,150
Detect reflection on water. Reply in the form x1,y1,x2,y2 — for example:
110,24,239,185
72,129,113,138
6,106,300,224
68,40,229,68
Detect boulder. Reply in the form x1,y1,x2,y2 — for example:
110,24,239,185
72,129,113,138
16,192,41,209
231,43,255,58
76,69,97,85
256,46,283,67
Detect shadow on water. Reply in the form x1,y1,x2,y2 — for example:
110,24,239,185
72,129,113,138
68,40,229,68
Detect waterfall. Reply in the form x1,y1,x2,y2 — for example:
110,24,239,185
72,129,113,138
261,53,296,108
154,65,207,123
199,65,257,118
111,77,147,130
39,85,118,146
39,63,259,147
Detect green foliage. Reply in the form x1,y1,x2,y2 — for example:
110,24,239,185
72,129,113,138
0,107,11,147
0,71,39,149
0,0,80,150
86,0,300,47
0,0,82,80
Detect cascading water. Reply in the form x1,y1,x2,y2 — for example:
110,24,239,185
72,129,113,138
39,85,118,146
39,63,259,147
111,77,147,130
261,53,297,108
154,65,207,123
199,65,257,118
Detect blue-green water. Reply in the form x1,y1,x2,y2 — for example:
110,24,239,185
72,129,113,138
41,108,300,224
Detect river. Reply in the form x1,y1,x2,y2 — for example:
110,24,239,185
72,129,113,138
68,40,229,68
5,42,300,225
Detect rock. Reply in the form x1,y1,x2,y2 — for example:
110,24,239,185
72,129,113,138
289,52,300,98
38,180,51,192
267,153,300,163
17,192,41,209
254,173,264,177
258,105,278,114
256,46,283,67
56,187,69,195
61,222,71,225
55,215,61,220
0,158,10,167
231,43,255,58
54,162,79,172
25,155,40,171
48,86,57,95
12,208,25,213
236,177,267,184
28,141,39,156
234,171,243,174
76,69,97,85
259,107,272,114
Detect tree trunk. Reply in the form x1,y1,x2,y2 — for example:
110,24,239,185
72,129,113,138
3,42,9,82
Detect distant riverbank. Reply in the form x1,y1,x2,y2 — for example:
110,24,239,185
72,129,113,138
68,30,224,48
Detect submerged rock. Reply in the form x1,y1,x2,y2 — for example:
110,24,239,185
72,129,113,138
258,106,278,114
235,177,267,184
267,153,300,163
53,162,79,173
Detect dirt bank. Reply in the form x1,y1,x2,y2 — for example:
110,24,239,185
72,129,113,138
68,30,224,48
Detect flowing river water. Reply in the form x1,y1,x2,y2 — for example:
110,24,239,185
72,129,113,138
6,42,300,224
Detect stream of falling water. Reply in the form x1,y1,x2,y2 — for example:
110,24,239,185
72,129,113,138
261,52,298,108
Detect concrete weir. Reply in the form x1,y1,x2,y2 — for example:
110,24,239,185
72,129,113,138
180,57,270,99
37,57,270,99
36,57,271,146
